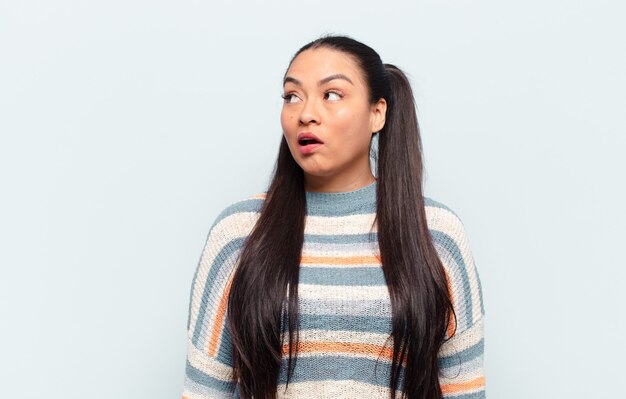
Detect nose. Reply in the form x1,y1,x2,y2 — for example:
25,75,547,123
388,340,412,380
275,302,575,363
298,99,320,126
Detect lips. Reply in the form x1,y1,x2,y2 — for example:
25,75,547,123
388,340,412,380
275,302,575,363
296,132,323,155
297,132,324,146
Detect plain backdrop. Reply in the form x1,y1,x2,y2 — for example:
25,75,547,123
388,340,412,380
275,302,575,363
1,1,624,398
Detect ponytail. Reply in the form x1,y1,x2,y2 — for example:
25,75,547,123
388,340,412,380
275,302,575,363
376,63,456,398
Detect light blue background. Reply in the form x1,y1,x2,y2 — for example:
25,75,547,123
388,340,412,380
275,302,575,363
1,1,624,398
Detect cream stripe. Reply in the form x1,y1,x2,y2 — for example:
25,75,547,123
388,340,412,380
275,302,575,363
304,213,377,235
302,244,379,257
285,329,392,346
301,263,381,269
304,240,378,250
277,379,399,399
298,284,390,300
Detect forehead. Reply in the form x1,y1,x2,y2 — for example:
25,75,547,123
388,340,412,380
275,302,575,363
285,47,365,86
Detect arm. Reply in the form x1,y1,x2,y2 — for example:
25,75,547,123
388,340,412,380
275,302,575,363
433,211,486,398
182,210,243,399
438,317,485,398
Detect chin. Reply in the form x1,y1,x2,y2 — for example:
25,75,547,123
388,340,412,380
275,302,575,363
293,158,327,174
302,168,336,178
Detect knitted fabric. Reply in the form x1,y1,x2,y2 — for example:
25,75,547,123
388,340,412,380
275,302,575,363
182,180,486,398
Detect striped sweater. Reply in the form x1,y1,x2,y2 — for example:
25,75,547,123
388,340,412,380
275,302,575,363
182,180,486,398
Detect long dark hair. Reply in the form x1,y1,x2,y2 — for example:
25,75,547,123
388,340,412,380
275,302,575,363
226,34,456,399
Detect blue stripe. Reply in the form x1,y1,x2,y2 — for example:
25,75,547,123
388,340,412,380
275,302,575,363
304,232,378,244
286,314,392,334
305,181,377,216
299,297,392,317
430,230,475,329
440,353,484,377
439,338,484,369
444,391,485,399
278,355,404,387
191,236,246,347
185,359,236,394
299,266,385,286
216,322,234,369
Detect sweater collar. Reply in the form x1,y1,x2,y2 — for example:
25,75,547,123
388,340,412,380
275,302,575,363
305,179,377,217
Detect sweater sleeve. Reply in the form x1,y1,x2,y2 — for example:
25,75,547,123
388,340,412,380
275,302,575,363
182,207,243,399
432,210,486,399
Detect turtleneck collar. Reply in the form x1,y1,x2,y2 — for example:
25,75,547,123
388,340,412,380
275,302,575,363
305,179,377,217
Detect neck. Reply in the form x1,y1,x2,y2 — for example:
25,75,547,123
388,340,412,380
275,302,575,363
304,170,376,193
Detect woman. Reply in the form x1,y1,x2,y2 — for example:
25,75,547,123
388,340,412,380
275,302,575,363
182,35,486,399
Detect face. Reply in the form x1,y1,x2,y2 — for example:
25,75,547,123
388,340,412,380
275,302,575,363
280,47,386,191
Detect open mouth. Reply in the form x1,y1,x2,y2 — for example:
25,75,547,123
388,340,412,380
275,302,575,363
298,138,322,146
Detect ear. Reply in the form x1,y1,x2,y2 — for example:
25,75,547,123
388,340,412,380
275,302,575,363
369,98,387,133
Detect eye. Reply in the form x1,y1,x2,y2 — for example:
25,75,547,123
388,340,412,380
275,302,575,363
325,91,342,101
281,93,300,104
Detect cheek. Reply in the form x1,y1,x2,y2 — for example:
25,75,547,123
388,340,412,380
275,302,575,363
331,109,358,137
333,107,370,138
334,103,368,125
333,107,353,121
280,110,296,131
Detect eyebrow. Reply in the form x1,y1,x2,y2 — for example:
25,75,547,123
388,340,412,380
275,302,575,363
283,73,354,87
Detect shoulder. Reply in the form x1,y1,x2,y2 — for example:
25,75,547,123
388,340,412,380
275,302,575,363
206,191,267,241
424,196,470,253
190,191,267,317
423,196,485,334
424,196,460,222
187,192,267,355
423,196,469,251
